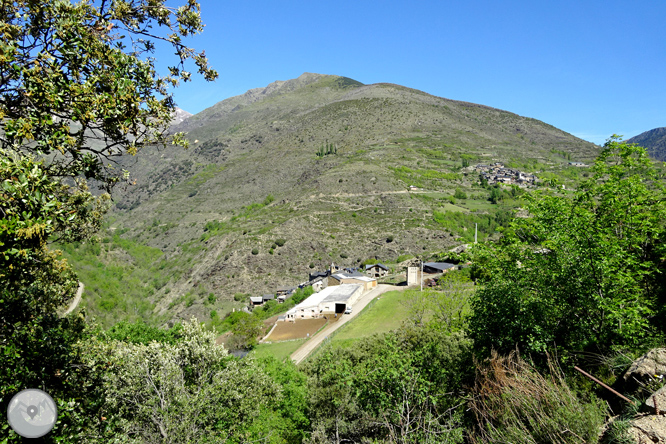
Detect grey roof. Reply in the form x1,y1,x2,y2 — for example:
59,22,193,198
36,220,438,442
331,272,375,282
423,262,457,272
342,269,365,277
262,294,274,300
321,284,362,303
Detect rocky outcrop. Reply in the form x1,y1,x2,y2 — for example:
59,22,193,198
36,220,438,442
626,414,666,443
609,349,666,443
171,107,193,126
624,349,666,389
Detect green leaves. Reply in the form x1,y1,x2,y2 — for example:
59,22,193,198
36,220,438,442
469,139,666,359
0,0,217,189
78,320,282,443
0,3,217,441
305,327,472,443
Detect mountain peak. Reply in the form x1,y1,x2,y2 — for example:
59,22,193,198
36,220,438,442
171,107,192,125
626,127,666,161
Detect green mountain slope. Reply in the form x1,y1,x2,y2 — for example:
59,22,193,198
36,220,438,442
626,127,666,161
64,73,600,327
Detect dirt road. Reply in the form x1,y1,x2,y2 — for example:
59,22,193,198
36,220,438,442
64,281,84,316
289,284,410,364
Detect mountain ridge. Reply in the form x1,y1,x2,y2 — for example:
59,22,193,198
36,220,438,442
67,73,602,326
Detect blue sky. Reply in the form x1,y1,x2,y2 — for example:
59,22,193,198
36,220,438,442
164,0,665,146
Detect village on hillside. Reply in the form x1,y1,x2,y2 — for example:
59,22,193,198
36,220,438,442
471,162,538,187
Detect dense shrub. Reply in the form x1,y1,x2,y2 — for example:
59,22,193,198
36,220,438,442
305,327,473,444
469,141,666,358
454,188,467,199
234,292,249,302
105,321,183,344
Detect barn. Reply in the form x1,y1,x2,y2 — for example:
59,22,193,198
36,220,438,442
285,284,363,321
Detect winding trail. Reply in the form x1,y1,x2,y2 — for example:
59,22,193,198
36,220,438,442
64,281,84,316
290,284,411,365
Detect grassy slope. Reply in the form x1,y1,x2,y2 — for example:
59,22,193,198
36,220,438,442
330,289,411,346
252,339,306,362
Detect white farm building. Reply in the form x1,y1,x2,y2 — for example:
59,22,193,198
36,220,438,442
285,284,363,321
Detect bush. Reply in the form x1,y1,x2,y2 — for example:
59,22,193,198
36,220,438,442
291,286,314,304
386,235,394,243
397,254,414,263
263,194,275,205
304,327,472,443
234,293,249,302
275,238,286,247
251,248,259,255
105,321,183,345
468,352,607,444
454,188,467,200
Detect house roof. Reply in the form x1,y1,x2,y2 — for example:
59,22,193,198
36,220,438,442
250,296,263,303
262,294,274,300
277,286,296,293
286,284,362,315
423,262,457,272
365,263,389,271
331,272,376,282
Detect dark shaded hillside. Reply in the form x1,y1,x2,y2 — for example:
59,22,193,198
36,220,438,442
627,127,666,161
65,73,600,326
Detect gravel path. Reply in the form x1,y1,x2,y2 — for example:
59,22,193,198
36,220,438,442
290,284,410,364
